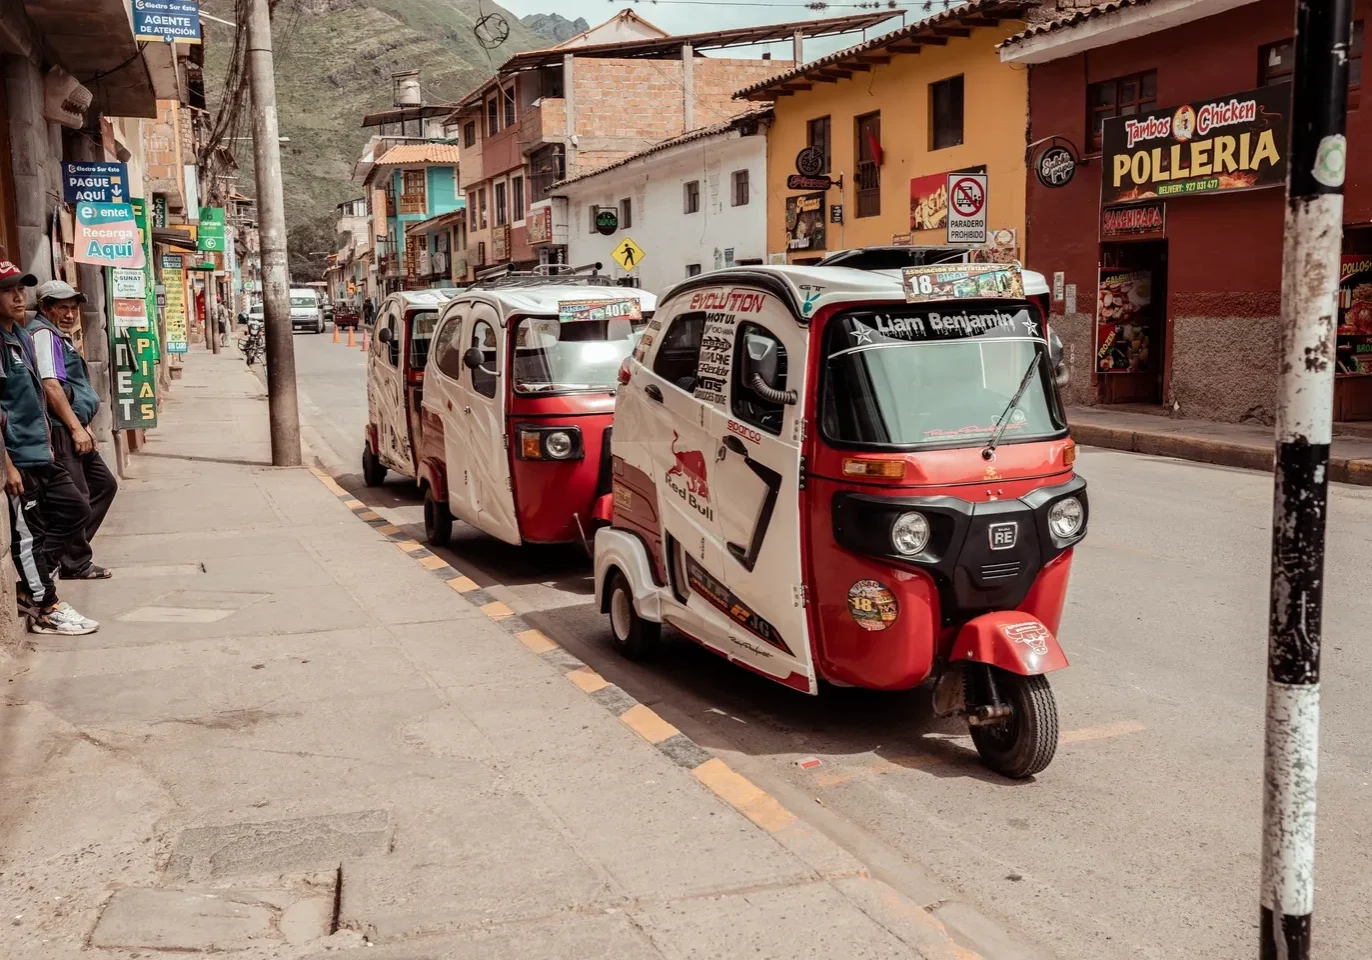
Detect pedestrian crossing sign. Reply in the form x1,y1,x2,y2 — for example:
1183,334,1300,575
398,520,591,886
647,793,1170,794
611,237,646,273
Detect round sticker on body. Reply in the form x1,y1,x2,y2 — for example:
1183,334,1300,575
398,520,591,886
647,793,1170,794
847,580,899,632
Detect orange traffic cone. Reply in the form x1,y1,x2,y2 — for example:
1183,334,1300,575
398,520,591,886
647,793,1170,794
359,327,369,352
346,326,356,348
332,323,340,343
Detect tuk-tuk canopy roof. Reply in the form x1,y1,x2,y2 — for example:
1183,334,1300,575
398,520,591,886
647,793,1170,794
389,289,460,308
456,283,659,318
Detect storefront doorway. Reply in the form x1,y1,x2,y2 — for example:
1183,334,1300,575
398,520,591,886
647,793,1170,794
1097,240,1167,405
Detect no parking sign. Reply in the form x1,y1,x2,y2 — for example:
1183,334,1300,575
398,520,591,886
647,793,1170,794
946,173,987,245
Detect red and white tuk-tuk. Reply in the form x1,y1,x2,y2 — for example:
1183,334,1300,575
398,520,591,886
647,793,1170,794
417,272,656,547
362,289,459,486
594,261,1086,779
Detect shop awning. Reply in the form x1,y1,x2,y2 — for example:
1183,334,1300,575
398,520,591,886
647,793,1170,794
21,0,161,118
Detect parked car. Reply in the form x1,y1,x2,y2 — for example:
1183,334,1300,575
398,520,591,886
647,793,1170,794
289,288,326,334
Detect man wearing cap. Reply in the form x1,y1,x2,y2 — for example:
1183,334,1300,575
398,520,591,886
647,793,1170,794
30,279,117,581
0,261,96,635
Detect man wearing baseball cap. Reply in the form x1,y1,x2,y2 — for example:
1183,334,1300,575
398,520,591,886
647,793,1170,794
0,261,96,635
30,279,117,581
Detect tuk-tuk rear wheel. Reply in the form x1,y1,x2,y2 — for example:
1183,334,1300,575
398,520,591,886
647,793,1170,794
608,571,660,660
362,444,386,488
424,488,452,547
968,670,1058,779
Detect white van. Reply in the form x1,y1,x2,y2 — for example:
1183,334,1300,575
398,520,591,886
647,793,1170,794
289,288,325,334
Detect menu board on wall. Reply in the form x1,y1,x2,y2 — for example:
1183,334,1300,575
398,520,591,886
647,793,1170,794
1095,269,1154,374
785,193,826,251
1337,256,1372,374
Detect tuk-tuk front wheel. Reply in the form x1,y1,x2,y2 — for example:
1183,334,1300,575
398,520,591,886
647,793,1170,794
967,668,1058,779
424,488,452,547
607,571,660,660
362,444,386,488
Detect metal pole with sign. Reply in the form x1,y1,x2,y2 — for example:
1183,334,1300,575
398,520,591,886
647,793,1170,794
1260,0,1352,957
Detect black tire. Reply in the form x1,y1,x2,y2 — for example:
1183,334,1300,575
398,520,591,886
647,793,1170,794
424,486,452,547
606,570,660,660
968,670,1059,779
362,443,387,488
315,318,324,334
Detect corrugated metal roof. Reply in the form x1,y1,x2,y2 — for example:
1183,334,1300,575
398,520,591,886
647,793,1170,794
1000,0,1153,48
374,143,461,166
553,108,773,189
734,0,1030,101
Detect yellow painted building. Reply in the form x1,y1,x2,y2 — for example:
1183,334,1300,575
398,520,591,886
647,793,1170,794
737,0,1031,263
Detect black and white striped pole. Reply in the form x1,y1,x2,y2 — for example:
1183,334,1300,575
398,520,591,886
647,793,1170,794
1263,1,1352,956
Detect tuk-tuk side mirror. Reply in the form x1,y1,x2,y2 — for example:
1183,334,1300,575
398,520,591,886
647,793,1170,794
377,326,393,344
463,347,485,371
742,333,798,405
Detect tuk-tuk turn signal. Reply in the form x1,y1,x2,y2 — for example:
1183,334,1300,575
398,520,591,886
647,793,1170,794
1063,443,1077,468
842,457,906,480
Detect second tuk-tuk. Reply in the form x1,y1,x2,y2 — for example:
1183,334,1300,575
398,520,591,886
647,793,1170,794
593,261,1087,779
362,289,458,486
417,271,657,548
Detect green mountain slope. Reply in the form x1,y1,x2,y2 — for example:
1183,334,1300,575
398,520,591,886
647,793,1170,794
201,0,560,274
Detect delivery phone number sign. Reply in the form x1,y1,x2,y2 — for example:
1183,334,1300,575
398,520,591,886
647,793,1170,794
946,173,987,245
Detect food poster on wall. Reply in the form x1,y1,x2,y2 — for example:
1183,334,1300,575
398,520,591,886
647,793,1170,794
909,173,948,231
785,193,826,251
1095,270,1155,374
162,254,190,353
1337,256,1372,374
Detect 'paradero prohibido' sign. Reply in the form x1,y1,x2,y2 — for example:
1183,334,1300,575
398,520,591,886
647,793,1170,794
1100,83,1290,206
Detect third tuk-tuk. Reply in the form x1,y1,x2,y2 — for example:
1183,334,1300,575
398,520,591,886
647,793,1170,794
594,261,1087,779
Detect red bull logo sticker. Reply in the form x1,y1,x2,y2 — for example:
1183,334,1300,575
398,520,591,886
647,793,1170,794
665,431,713,520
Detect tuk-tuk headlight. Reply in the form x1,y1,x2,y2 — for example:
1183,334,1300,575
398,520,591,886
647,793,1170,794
891,512,931,556
1048,497,1084,538
544,431,574,460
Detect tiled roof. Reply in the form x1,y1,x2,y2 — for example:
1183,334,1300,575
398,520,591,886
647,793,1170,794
374,143,461,166
1000,0,1153,48
553,108,773,189
734,0,1030,101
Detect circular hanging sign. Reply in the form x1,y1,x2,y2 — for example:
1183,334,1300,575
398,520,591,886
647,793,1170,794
595,209,619,235
847,580,899,632
1035,143,1079,189
795,146,826,178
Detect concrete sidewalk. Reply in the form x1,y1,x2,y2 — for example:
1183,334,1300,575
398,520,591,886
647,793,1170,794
1068,404,1372,484
0,348,982,959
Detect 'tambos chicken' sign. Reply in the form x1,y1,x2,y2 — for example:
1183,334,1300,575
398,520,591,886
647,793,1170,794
1101,83,1290,206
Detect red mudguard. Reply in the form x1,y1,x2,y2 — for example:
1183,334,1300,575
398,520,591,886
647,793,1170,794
949,611,1069,676
592,493,614,524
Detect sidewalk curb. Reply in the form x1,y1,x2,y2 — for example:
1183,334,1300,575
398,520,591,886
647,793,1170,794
1071,423,1372,485
306,466,989,960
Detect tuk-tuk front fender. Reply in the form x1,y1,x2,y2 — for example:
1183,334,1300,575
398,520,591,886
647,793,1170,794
418,458,447,502
594,527,664,623
949,611,1069,676
365,423,379,455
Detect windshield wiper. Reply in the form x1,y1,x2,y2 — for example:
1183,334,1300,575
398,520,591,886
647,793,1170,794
983,353,1041,461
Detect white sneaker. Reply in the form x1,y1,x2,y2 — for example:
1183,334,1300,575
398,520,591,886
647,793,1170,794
29,602,99,635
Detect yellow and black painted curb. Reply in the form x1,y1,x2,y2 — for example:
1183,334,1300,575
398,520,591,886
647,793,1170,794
307,466,986,960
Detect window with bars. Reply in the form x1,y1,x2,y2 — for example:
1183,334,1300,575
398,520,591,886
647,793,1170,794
494,181,508,227
930,75,964,150
855,112,881,219
684,180,700,214
1086,71,1157,152
807,116,831,175
1261,22,1363,88
732,170,750,207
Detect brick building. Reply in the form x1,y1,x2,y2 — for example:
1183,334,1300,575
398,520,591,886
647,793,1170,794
447,11,901,278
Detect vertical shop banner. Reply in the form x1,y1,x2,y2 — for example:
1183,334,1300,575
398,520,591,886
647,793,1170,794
73,203,145,268
132,0,202,43
1095,270,1155,374
1337,256,1372,374
130,198,160,360
785,193,826,252
61,162,129,203
152,194,168,228
112,327,159,429
162,255,190,353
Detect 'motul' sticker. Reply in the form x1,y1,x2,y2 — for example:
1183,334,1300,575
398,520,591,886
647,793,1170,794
847,580,899,631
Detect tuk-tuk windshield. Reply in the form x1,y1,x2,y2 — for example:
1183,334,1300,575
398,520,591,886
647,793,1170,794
821,301,1066,448
407,310,442,370
512,315,647,394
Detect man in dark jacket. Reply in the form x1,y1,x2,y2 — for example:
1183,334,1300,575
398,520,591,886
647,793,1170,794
0,261,95,635
30,280,117,580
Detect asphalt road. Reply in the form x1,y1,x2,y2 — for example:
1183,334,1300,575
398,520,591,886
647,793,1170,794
285,331,1372,959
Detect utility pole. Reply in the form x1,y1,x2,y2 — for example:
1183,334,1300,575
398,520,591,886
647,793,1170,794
1262,0,1352,957
245,0,301,466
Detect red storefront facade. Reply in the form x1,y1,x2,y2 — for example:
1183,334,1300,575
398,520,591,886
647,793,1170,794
1007,0,1372,422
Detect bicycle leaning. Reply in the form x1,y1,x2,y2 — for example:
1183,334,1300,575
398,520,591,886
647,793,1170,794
238,316,265,366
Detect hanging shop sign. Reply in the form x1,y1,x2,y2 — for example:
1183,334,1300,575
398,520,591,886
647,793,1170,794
62,161,128,203
527,206,553,244
830,204,844,224
132,0,202,44
787,174,834,192
794,146,826,178
1095,270,1154,374
1102,201,1166,240
74,203,145,268
595,209,619,235
1035,142,1079,189
1337,256,1372,374
162,254,189,353
152,194,168,228
785,192,826,252
1101,83,1290,206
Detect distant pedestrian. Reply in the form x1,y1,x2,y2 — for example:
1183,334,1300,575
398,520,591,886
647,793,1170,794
0,261,96,635
30,280,117,581
363,297,375,326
